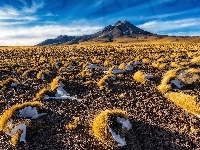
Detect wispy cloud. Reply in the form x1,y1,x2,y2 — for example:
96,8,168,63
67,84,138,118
19,0,27,6
0,24,103,46
0,0,44,22
138,18,200,34
0,6,21,20
167,31,200,36
22,0,44,13
0,21,28,26
93,0,104,7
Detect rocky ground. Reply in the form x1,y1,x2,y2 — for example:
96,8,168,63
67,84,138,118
0,62,199,150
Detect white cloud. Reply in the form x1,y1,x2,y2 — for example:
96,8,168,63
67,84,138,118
138,18,200,34
0,21,27,26
0,25,103,46
166,31,200,36
44,12,55,17
0,6,20,19
19,0,27,6
22,1,44,13
0,0,44,21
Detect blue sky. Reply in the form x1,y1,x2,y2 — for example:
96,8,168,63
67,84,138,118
0,0,200,45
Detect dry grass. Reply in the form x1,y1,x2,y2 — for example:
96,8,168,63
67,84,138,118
0,101,42,131
165,92,200,118
118,63,126,70
36,70,50,80
0,77,19,87
97,74,113,89
157,84,172,94
191,56,200,64
186,68,199,74
66,117,80,130
34,87,50,100
133,71,146,83
50,76,62,91
157,69,177,93
22,69,36,77
1,42,200,148
107,66,114,75
10,129,22,146
152,61,166,69
103,60,110,67
92,109,128,146
142,58,150,64
170,62,180,68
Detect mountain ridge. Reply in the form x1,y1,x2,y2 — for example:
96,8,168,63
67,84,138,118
36,20,154,46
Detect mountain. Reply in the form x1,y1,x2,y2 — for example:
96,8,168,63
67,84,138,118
90,20,152,39
37,35,91,46
36,20,153,46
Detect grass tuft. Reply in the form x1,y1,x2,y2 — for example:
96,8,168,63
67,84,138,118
92,109,128,146
66,117,80,130
157,69,177,93
191,56,200,64
0,101,42,131
10,129,22,146
133,71,146,83
165,92,200,118
50,76,62,91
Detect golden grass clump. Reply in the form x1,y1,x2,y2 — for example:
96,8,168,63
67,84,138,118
103,60,110,67
118,63,126,70
191,56,200,64
77,69,86,77
36,70,49,80
165,92,200,118
84,80,93,85
0,77,19,87
66,117,80,130
190,126,199,134
179,61,189,67
107,66,114,75
142,58,150,64
170,62,180,68
77,68,92,78
162,70,177,83
181,125,189,133
97,74,113,89
119,93,125,98
91,57,101,64
186,68,199,74
157,69,177,93
16,67,27,74
157,84,172,94
34,87,50,100
50,76,62,91
0,101,42,131
152,61,166,69
157,57,165,62
10,129,22,146
22,69,36,77
133,71,146,83
92,109,128,145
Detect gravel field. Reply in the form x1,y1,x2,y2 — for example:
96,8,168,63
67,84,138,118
0,44,200,150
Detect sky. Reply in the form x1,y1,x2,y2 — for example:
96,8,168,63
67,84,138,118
0,0,200,45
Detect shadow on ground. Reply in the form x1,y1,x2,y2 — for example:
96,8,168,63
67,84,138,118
119,120,196,150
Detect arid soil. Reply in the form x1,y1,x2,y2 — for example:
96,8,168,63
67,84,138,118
0,44,200,150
